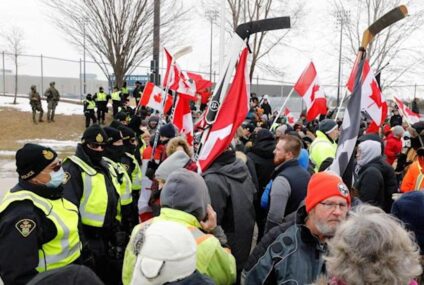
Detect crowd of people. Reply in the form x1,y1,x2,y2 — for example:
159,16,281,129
2,86,424,285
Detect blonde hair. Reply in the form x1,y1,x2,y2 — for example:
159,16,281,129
325,205,422,285
166,137,193,157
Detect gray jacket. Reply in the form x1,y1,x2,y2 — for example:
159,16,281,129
242,206,326,285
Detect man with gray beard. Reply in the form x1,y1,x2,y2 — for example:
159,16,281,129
242,172,351,285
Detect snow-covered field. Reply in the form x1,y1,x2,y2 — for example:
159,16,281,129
0,95,83,115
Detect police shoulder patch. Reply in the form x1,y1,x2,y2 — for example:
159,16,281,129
123,164,130,171
63,172,71,184
15,219,36,237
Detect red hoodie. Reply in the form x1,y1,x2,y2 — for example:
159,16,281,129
384,133,402,165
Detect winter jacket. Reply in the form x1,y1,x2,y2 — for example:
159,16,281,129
309,131,337,172
265,159,310,233
354,157,397,212
247,137,276,194
122,208,236,285
203,151,256,272
242,206,326,285
401,161,424,192
384,133,402,165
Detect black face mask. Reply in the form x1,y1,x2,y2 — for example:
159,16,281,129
83,144,104,164
124,143,136,155
105,145,125,162
159,138,169,145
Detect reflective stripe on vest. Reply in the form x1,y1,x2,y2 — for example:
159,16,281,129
187,226,213,245
85,100,96,110
103,157,133,206
96,92,107,102
66,155,122,226
111,91,121,101
0,191,81,272
126,153,142,191
415,163,424,190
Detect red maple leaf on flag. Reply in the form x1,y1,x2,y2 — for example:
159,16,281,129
368,80,383,108
153,92,162,103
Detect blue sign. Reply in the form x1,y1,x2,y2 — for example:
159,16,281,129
110,74,150,89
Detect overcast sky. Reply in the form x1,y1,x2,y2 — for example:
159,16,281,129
0,0,423,100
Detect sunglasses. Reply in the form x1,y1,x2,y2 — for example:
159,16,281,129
87,142,105,149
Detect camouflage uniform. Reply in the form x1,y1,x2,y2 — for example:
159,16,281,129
29,85,44,124
44,82,60,122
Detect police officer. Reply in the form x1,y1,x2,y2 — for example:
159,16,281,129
132,80,143,106
102,126,137,234
0,144,81,285
29,85,44,124
93,87,109,124
44,81,60,123
121,81,129,102
118,125,142,220
111,86,122,117
62,124,124,285
83,93,97,128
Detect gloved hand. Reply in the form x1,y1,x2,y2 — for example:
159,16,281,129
145,160,159,180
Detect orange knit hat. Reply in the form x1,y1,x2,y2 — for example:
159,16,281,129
305,172,351,213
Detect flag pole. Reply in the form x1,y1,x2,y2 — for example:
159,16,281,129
270,87,294,128
334,88,349,120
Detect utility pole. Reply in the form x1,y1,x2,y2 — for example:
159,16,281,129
83,21,87,95
336,9,350,108
205,10,218,81
152,0,160,86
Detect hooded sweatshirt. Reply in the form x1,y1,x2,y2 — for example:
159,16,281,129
203,150,256,272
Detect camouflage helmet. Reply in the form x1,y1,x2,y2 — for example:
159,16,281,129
30,85,36,90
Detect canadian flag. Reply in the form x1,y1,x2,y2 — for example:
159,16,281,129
197,47,250,172
283,107,296,125
172,96,194,145
139,82,165,112
346,58,387,128
394,96,421,124
293,62,327,121
163,48,196,97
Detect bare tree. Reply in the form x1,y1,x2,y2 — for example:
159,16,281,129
43,0,189,88
332,0,424,90
1,26,25,104
226,0,305,80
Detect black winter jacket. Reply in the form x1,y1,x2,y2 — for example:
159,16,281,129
203,151,256,272
354,157,397,212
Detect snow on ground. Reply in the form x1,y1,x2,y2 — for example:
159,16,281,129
16,138,78,150
0,95,83,115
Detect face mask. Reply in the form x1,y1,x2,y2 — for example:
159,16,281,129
46,167,65,188
105,145,125,161
125,144,136,154
83,144,104,164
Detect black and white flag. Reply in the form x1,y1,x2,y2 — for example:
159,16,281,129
329,57,365,176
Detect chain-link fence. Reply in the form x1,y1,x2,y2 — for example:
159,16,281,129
1,51,422,112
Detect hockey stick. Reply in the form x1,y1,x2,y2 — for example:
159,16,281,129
328,5,408,176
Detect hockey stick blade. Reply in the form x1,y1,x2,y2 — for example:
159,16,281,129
235,17,291,40
361,5,408,49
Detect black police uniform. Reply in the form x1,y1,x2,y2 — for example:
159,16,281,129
0,182,77,285
62,143,123,285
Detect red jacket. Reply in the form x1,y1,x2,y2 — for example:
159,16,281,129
384,133,402,165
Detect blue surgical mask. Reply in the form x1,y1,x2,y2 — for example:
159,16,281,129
46,167,65,188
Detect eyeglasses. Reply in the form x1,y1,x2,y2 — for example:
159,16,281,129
43,160,61,173
319,202,348,211
129,138,137,144
87,142,105,150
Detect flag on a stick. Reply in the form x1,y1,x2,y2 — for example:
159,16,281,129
139,82,165,112
163,48,196,97
394,96,421,124
293,62,327,121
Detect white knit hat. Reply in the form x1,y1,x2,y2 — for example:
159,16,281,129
130,221,197,285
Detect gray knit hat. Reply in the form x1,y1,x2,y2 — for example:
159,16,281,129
155,151,190,181
319,119,337,134
160,169,210,221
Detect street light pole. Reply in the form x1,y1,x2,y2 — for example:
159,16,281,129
205,10,218,81
336,9,350,109
83,22,86,95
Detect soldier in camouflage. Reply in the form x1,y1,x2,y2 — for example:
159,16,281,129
44,81,60,122
29,85,44,124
